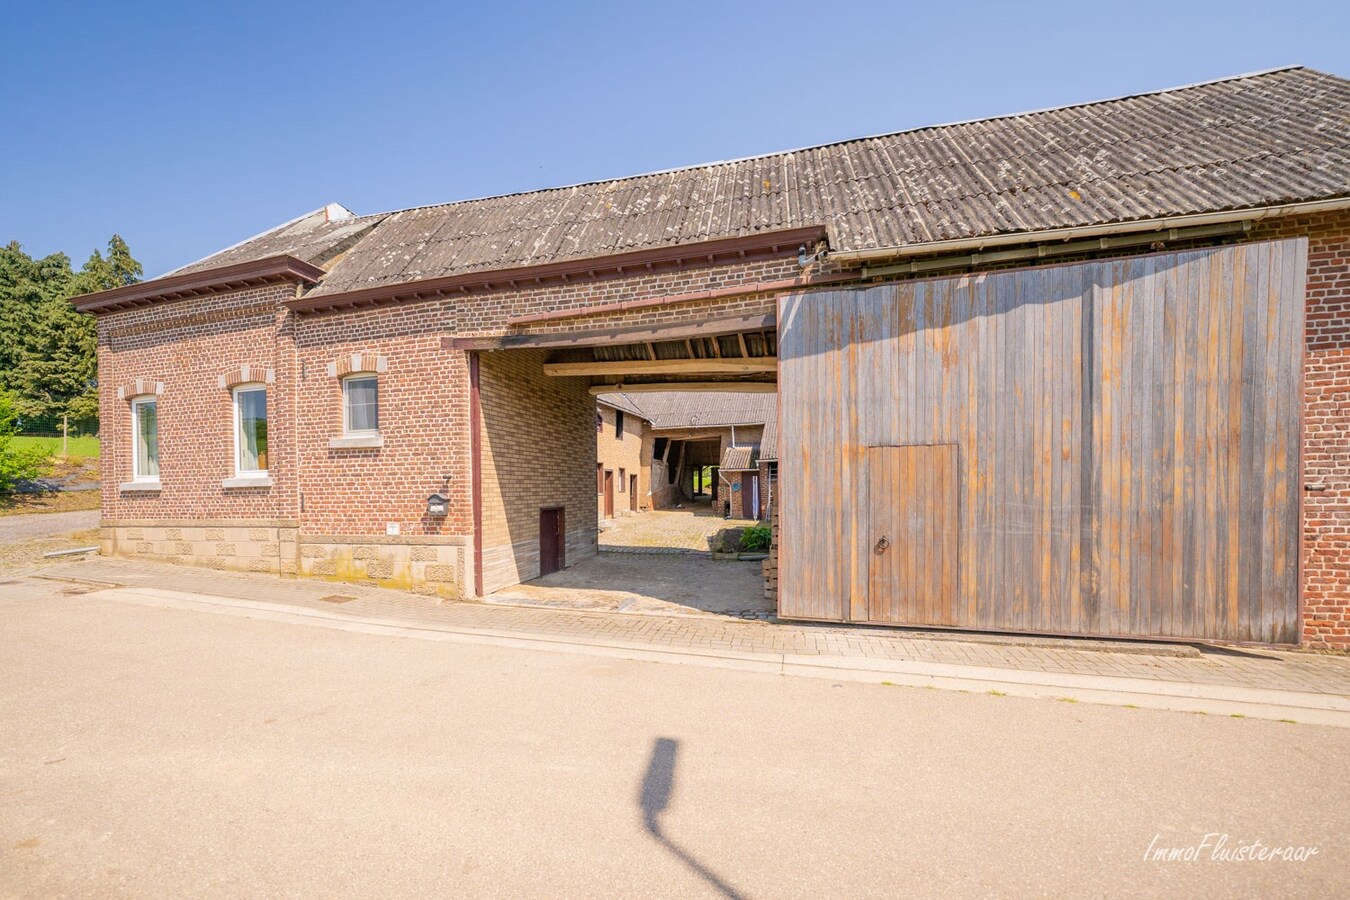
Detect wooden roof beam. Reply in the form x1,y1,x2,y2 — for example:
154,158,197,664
588,381,776,395
544,359,777,377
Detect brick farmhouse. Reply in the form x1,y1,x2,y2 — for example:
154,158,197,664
73,67,1350,647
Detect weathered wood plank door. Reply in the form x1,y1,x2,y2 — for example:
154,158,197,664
866,445,959,625
778,239,1306,643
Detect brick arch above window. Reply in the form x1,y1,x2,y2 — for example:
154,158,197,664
217,365,275,389
115,378,164,401
326,353,388,378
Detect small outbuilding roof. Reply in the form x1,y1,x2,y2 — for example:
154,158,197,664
719,445,761,472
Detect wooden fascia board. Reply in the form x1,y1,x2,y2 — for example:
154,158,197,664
284,226,827,315
71,255,325,315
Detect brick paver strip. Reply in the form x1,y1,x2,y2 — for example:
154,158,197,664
28,557,1350,697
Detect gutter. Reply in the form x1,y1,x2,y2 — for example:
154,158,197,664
827,197,1350,265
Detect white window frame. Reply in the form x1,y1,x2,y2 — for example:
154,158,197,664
342,373,379,436
130,395,158,482
232,383,268,477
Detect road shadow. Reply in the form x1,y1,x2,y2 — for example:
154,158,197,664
639,737,746,900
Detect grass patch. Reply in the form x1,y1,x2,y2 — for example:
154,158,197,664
10,435,100,462
988,690,1007,697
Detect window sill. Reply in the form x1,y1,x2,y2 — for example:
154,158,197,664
222,475,273,489
119,480,161,493
329,433,383,450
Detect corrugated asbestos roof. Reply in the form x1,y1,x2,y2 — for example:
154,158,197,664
759,407,778,461
595,393,647,420
173,67,1350,296
599,392,775,430
172,206,388,276
720,445,761,472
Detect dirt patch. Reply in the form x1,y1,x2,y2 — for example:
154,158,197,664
0,491,101,517
0,529,101,568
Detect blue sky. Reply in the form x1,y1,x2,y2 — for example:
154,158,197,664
3,0,1347,277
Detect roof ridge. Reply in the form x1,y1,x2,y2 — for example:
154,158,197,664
355,66,1311,220
160,203,360,279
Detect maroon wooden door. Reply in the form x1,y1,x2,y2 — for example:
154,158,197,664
603,470,615,518
629,475,638,511
539,507,565,576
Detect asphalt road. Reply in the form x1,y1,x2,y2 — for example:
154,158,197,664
0,509,100,543
1,578,1345,898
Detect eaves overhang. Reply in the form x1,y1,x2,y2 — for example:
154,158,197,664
283,226,830,315
70,254,327,315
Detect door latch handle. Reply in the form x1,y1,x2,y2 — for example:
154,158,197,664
875,536,891,553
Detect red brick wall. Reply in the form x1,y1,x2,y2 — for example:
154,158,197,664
291,301,470,538
98,284,297,521
1250,212,1350,648
91,214,1350,644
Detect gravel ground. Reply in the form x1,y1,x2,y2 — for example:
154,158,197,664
0,510,100,545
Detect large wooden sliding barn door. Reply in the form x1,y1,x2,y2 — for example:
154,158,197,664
778,239,1306,643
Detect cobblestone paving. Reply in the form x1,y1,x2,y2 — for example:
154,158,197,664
27,556,1350,697
487,552,770,618
599,506,758,552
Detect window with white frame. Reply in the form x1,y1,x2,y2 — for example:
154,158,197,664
233,384,268,475
131,396,159,480
343,374,378,434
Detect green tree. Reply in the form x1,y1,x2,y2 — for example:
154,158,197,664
0,389,48,493
0,235,141,431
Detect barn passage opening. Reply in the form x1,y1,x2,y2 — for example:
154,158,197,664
472,317,778,619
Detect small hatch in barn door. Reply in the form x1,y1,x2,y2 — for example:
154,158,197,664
866,444,959,626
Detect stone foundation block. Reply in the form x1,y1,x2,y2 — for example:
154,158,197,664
364,559,394,578
424,564,457,583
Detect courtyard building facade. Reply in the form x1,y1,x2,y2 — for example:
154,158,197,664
74,67,1350,646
